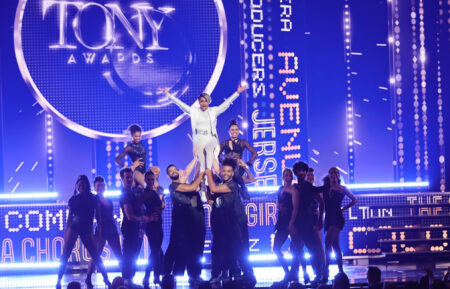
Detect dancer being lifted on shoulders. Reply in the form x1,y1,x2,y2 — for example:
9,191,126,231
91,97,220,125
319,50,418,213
159,85,248,185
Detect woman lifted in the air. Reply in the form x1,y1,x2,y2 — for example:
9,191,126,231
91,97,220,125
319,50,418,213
159,84,248,175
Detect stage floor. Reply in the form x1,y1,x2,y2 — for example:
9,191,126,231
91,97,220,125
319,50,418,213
1,264,449,288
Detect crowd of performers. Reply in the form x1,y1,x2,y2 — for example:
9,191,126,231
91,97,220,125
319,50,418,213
55,87,357,289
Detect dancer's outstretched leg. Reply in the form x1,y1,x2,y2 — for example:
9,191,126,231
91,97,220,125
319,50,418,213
56,228,78,289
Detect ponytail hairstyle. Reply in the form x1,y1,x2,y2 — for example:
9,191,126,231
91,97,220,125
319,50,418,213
74,175,91,196
229,119,239,129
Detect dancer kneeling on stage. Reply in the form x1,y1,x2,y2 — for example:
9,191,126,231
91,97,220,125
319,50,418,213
86,176,122,289
56,175,111,289
142,170,165,288
120,168,156,289
322,167,357,279
163,164,206,287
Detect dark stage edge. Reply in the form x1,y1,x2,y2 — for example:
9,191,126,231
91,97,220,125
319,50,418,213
1,264,449,289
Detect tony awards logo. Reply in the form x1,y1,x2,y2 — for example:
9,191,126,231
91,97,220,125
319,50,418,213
15,0,227,139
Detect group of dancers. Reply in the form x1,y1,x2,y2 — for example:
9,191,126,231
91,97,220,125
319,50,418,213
55,85,357,289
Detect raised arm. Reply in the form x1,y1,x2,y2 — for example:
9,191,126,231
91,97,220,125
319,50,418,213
215,85,248,115
176,172,204,192
239,160,256,184
243,140,258,166
179,150,198,184
205,169,232,194
159,88,191,114
342,187,357,211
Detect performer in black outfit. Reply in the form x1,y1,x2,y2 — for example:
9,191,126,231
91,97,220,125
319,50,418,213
86,176,122,289
273,168,310,283
323,167,357,278
291,161,326,284
232,160,257,286
56,175,111,289
205,159,242,286
218,119,258,167
119,168,155,289
142,170,165,288
163,164,205,287
116,124,147,188
150,166,165,195
218,120,257,285
218,119,258,198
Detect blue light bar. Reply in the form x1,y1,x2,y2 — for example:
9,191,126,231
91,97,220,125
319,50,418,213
347,181,429,189
0,192,58,200
2,253,317,270
104,190,170,198
0,262,59,269
0,181,429,201
248,181,429,192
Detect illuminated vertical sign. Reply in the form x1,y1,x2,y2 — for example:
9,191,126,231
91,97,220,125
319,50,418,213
243,0,308,186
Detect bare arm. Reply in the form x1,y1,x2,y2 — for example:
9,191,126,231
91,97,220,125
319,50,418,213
288,186,299,232
314,191,324,228
176,173,204,192
95,201,102,234
124,204,143,222
243,140,258,165
342,187,357,211
179,153,198,184
160,194,166,209
156,186,166,209
160,88,191,114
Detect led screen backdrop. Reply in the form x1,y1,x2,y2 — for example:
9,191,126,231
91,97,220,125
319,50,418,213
1,0,448,196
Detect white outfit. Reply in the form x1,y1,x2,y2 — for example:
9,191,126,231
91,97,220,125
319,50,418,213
167,92,240,171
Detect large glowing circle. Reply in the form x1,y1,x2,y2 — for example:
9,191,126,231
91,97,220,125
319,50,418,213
14,0,227,140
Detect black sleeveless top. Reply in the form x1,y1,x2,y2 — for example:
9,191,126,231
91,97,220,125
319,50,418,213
222,138,245,157
126,141,147,173
143,188,163,228
68,192,98,234
97,196,119,239
275,187,293,231
324,189,346,230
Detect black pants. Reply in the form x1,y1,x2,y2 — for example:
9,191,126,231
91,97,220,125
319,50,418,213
237,221,253,274
145,224,164,277
164,206,205,278
186,208,205,278
291,226,324,278
163,211,183,276
211,210,240,278
122,230,143,280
